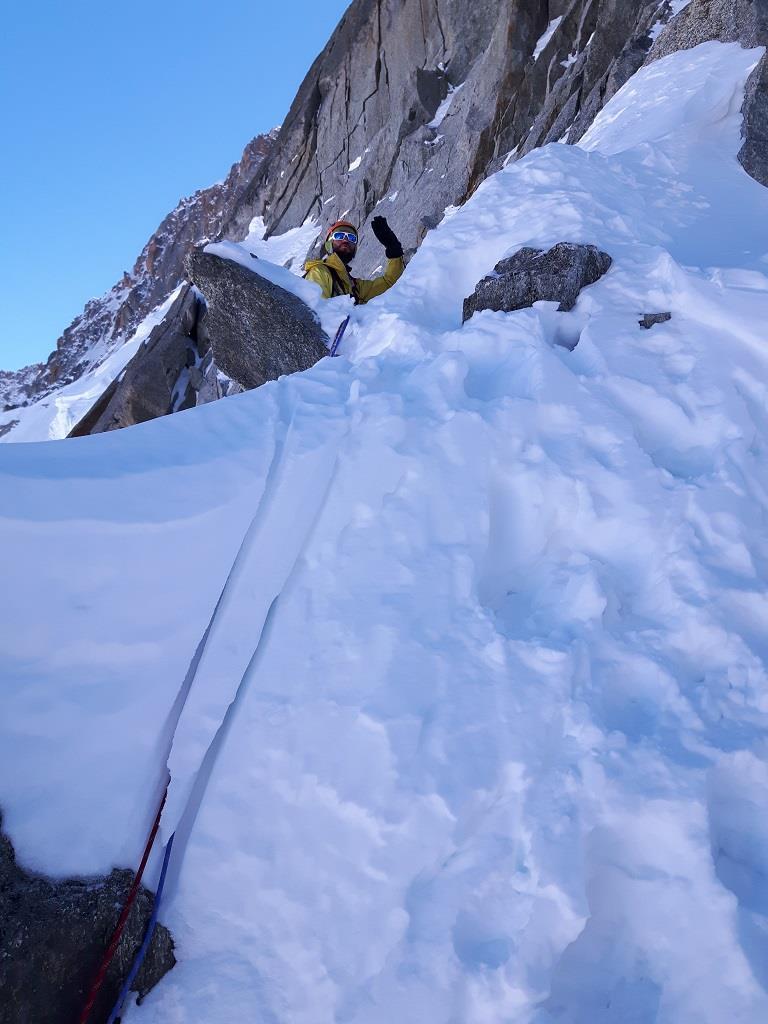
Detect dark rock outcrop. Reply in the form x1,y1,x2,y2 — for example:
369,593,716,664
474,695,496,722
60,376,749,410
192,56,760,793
462,242,613,323
639,312,672,329
187,250,329,391
0,814,174,1024
648,0,768,188
68,284,203,436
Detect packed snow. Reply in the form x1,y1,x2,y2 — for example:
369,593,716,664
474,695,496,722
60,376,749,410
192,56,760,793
2,40,768,1024
241,214,322,271
533,16,563,61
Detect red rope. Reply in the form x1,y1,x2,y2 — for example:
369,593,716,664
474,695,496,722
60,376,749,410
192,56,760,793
77,789,167,1024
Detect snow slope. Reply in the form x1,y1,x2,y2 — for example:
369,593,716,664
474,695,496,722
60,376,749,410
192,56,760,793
2,41,768,1023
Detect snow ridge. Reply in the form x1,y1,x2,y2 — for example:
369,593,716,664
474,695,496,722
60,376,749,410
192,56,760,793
163,376,350,846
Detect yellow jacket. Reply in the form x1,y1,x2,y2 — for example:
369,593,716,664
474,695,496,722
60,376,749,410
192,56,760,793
304,252,404,304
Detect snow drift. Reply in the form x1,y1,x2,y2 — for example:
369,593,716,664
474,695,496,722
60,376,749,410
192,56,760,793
2,41,768,1023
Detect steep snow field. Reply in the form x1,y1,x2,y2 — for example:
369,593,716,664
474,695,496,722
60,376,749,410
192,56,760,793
2,41,768,1023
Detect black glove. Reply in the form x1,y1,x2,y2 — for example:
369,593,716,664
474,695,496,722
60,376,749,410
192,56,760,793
371,216,403,259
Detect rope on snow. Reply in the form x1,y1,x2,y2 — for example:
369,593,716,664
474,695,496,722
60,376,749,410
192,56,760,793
77,789,167,1023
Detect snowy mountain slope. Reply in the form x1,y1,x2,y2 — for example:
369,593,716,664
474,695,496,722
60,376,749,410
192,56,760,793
2,40,768,1023
1,0,698,445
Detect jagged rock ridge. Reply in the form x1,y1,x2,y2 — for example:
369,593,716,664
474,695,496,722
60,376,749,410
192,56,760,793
0,132,276,415
67,284,206,437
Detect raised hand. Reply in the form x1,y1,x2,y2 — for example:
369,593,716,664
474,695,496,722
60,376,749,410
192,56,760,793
370,216,404,258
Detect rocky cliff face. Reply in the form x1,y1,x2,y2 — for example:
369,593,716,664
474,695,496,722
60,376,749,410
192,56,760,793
220,0,691,273
0,132,276,415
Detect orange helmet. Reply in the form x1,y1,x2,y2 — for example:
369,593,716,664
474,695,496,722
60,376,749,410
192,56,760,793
325,220,359,254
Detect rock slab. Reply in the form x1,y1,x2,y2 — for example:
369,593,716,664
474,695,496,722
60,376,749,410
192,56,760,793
68,283,202,436
462,242,613,322
0,815,175,1024
188,249,329,391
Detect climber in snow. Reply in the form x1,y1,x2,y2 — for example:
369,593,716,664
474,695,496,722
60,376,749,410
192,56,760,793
304,216,404,303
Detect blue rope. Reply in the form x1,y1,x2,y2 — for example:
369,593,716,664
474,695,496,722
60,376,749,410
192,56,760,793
330,315,350,357
106,833,175,1024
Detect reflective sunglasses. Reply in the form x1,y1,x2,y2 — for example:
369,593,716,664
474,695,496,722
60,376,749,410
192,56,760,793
331,230,358,243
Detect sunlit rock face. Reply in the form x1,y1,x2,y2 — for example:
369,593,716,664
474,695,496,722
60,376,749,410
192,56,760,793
221,0,685,276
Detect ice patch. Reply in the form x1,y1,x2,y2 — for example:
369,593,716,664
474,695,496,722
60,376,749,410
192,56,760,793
347,149,369,174
427,83,465,129
534,16,563,61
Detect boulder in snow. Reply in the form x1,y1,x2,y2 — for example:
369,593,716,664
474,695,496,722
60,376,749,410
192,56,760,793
639,311,672,329
187,249,329,392
0,814,175,1024
462,242,613,322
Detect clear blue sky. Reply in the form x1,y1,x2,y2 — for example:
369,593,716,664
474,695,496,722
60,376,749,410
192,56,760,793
1,0,350,371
